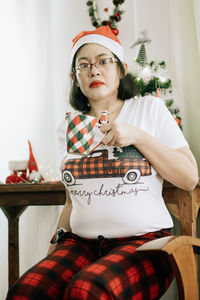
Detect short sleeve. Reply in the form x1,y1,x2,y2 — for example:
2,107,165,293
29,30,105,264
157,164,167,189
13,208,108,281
152,97,189,149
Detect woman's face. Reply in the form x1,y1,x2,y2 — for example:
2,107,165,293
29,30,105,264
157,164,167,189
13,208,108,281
74,43,121,103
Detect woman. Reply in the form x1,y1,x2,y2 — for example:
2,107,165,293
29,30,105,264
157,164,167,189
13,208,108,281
7,26,198,300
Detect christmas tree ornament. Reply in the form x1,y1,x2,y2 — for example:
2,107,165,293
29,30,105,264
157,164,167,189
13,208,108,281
156,88,161,98
86,0,125,34
138,44,147,65
111,28,119,35
130,30,151,65
175,117,181,127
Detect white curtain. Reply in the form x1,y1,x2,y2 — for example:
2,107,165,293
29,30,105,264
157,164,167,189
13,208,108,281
169,0,200,169
193,0,200,56
0,0,199,298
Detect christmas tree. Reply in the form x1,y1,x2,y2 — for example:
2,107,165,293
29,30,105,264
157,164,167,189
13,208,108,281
129,30,182,129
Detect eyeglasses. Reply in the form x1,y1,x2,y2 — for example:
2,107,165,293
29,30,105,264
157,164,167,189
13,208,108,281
74,57,118,74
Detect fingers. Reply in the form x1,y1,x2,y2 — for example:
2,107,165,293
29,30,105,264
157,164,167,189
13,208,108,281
100,122,130,147
101,130,116,146
100,123,122,146
99,123,112,134
99,122,136,147
99,124,114,145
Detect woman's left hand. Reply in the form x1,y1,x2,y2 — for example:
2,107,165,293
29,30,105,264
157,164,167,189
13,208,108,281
100,121,138,147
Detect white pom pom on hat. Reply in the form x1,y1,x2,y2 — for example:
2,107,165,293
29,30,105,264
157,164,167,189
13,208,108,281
70,26,124,63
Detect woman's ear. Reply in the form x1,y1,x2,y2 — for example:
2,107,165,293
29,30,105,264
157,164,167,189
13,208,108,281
119,62,128,79
71,72,79,87
71,72,75,81
122,62,128,76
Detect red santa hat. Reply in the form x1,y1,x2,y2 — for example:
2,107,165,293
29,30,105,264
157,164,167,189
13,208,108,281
71,26,124,63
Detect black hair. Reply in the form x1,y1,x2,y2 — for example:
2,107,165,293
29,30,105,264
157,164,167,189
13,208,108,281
69,52,138,113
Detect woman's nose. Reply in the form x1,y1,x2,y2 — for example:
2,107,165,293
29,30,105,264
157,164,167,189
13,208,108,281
89,64,101,77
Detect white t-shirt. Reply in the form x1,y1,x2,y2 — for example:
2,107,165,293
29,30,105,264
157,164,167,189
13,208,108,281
57,96,188,238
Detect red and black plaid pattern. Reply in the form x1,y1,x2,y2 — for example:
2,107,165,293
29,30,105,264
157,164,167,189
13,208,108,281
62,149,151,185
6,230,173,300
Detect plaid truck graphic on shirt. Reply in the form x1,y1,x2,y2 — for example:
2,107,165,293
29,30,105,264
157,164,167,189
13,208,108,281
62,146,151,186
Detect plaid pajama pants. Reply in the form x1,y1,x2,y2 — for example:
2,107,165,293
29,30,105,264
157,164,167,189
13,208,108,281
6,230,173,300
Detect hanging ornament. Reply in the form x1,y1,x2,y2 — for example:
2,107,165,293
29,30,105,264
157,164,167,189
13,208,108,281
137,44,147,65
111,28,119,35
87,0,125,34
156,88,161,98
130,30,151,65
175,117,181,127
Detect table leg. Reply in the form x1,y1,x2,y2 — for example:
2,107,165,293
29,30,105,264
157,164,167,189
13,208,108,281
1,206,27,288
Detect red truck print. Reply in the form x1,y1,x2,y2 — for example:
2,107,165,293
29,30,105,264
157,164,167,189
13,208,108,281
62,149,151,186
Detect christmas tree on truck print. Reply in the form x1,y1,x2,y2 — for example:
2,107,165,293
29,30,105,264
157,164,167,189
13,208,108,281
62,146,151,186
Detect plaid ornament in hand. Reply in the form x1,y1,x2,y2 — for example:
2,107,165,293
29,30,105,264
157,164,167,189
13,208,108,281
66,112,105,155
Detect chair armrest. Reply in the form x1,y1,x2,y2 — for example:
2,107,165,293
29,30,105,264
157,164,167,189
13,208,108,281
136,235,200,300
136,235,174,251
136,235,200,255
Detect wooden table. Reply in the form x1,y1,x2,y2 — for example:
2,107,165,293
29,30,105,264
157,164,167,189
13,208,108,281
0,182,66,288
0,181,200,288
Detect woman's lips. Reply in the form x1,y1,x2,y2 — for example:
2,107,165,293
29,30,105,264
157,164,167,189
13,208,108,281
89,81,104,88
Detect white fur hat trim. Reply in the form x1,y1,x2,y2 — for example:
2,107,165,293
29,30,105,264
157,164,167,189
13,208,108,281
8,160,28,171
71,34,124,63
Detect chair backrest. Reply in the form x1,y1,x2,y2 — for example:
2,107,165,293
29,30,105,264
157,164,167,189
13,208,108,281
160,181,200,299
138,181,200,299
162,181,199,236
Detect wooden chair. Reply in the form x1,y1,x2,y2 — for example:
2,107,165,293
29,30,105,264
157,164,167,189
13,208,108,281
136,182,200,300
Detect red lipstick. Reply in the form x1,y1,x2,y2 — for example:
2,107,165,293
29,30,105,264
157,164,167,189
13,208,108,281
89,81,104,88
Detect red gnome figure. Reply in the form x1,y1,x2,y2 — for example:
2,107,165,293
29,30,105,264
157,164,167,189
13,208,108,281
28,140,44,183
5,140,44,184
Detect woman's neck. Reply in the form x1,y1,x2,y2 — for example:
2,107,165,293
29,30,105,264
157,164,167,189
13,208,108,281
88,98,124,122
